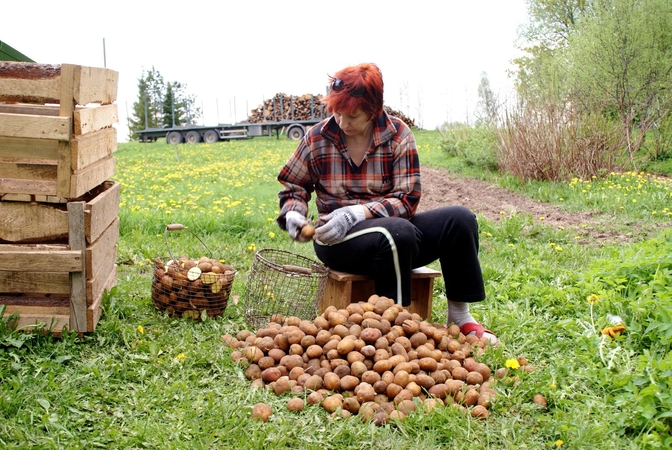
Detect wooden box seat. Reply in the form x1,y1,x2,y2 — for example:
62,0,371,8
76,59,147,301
319,266,441,319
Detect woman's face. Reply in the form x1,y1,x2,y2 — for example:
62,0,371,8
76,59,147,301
333,109,373,137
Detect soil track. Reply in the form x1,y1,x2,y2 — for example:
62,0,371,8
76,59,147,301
418,166,642,243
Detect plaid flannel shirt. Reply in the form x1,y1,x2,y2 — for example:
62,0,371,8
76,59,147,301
277,112,421,229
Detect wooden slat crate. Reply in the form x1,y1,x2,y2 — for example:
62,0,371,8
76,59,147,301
0,183,120,333
0,62,119,200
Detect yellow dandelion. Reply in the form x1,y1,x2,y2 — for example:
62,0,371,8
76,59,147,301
508,243,515,248
587,294,600,305
555,246,563,252
499,211,506,215
137,325,144,334
247,243,256,252
177,353,186,361
556,440,564,447
269,232,276,238
539,216,545,221
505,358,520,369
549,242,556,247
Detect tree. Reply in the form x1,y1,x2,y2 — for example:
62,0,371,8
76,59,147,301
128,68,201,140
566,0,672,165
475,72,499,126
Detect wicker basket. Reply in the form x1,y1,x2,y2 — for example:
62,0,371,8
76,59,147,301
151,224,236,320
243,248,328,328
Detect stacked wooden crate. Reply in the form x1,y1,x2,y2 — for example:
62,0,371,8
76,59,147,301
0,62,120,334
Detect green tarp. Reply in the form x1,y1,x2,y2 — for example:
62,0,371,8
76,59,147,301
0,40,34,62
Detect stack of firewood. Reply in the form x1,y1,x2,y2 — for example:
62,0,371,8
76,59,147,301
246,93,417,129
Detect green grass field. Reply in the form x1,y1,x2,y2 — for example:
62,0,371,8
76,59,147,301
1,130,671,449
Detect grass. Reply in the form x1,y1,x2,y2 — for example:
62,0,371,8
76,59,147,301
1,130,671,449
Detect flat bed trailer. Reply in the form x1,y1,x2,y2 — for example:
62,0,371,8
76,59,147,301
135,119,323,144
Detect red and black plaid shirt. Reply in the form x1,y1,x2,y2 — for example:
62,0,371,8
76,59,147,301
277,112,421,228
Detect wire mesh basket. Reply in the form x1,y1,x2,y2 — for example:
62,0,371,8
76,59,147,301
243,248,329,328
151,224,236,320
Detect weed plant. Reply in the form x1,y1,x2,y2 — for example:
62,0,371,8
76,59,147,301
1,131,671,449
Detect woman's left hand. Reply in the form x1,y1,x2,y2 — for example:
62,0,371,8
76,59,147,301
315,205,365,244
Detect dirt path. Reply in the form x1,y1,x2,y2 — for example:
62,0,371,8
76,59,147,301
417,166,634,242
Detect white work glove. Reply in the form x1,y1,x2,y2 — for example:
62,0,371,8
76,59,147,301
315,205,366,245
285,211,311,242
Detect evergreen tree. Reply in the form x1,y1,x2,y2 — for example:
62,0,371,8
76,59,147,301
128,68,201,140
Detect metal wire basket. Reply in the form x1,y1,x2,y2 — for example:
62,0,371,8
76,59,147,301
243,248,329,328
151,224,236,320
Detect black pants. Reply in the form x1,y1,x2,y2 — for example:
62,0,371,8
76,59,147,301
314,206,485,306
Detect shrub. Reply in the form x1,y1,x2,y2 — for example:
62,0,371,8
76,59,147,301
496,102,624,181
437,122,498,171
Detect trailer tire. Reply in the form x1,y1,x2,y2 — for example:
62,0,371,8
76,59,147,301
287,125,305,141
203,130,220,143
185,131,201,144
166,131,184,144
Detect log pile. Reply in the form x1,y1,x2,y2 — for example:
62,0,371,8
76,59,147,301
247,93,417,129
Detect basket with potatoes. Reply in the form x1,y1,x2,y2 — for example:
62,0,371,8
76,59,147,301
151,224,236,320
222,294,499,425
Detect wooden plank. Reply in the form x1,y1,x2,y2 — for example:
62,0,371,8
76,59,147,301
86,218,119,278
0,103,60,116
86,181,120,243
86,246,116,304
0,62,61,104
69,155,115,199
0,161,57,181
74,104,118,135
2,297,70,316
0,136,59,160
73,65,119,105
0,247,82,272
87,266,114,331
56,64,75,199
0,271,70,293
0,112,70,140
68,201,87,332
3,313,70,333
71,127,117,170
0,178,56,196
0,202,68,243
0,193,33,202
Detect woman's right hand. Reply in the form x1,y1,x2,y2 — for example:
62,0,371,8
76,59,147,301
285,211,312,242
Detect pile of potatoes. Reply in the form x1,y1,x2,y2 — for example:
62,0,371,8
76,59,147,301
222,295,499,425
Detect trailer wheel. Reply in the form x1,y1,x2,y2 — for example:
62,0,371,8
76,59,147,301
185,131,201,144
203,130,219,143
287,125,305,141
166,131,184,144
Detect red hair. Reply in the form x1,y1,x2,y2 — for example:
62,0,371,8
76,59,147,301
323,63,384,119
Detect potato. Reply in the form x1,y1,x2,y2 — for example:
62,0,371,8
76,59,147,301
337,338,356,355
307,390,325,405
323,372,341,391
466,371,484,386
251,403,272,422
286,397,305,412
322,395,343,413
360,327,382,344
471,405,489,419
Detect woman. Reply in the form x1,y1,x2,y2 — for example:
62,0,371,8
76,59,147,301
276,63,497,344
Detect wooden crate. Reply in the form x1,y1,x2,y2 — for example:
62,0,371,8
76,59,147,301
319,266,442,319
0,182,120,333
0,62,119,200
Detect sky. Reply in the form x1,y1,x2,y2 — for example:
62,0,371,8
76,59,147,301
3,0,529,141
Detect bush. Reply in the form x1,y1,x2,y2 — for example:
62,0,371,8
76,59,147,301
437,123,498,171
496,103,624,181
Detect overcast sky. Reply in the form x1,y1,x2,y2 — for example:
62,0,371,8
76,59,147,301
4,0,529,141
